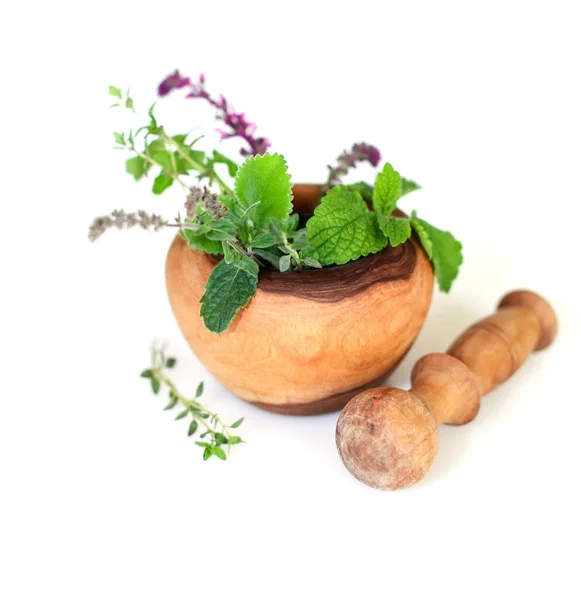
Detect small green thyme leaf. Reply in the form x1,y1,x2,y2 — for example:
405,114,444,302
377,215,412,247
279,254,291,272
109,86,122,98
113,132,125,145
234,153,293,230
305,186,386,265
200,259,258,334
212,446,227,460
195,382,204,398
140,369,153,379
373,162,402,216
411,211,463,292
175,410,189,421
165,357,176,368
231,418,244,428
151,378,160,395
188,421,198,437
203,447,212,461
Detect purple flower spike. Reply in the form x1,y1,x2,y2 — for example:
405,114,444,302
157,70,271,158
327,143,382,186
158,70,192,97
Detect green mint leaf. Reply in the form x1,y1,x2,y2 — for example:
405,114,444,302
200,259,258,333
125,156,146,180
373,162,402,216
109,86,122,98
211,446,227,460
230,254,259,277
152,173,173,195
411,211,463,293
113,132,125,145
305,187,386,265
182,228,223,255
230,417,244,428
377,215,412,247
279,254,291,272
401,178,421,196
234,153,292,230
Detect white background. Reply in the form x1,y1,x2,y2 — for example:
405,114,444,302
1,1,580,598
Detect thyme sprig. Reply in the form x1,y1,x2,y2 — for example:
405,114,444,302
141,344,244,461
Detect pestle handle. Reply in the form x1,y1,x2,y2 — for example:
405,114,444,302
336,290,557,490
411,290,557,427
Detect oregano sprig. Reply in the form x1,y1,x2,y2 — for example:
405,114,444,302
141,344,244,461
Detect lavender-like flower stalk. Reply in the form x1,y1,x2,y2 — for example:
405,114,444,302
327,143,382,186
158,70,270,158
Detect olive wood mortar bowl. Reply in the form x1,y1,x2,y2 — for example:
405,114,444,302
165,184,434,415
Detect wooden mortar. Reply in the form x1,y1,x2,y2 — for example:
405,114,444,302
165,184,435,415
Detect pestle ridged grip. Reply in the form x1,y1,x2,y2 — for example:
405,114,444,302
335,290,557,491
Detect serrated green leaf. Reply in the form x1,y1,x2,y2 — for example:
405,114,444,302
195,381,204,398
377,215,412,247
109,86,122,98
230,417,244,428
211,446,227,460
373,162,402,216
231,254,259,277
152,173,173,195
411,212,463,293
188,421,198,437
305,187,387,266
200,259,258,333
125,156,146,180
234,153,292,230
151,378,161,395
401,178,421,196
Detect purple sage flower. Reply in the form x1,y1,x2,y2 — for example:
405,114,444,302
327,143,382,186
157,70,271,158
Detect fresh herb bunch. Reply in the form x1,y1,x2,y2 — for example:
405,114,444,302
141,344,244,460
91,73,463,335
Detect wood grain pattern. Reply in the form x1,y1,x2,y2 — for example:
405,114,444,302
165,184,435,415
336,290,557,489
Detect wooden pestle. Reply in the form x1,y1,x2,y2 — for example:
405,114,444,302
335,290,557,490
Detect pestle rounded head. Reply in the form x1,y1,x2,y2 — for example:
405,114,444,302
498,290,557,350
336,387,439,490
